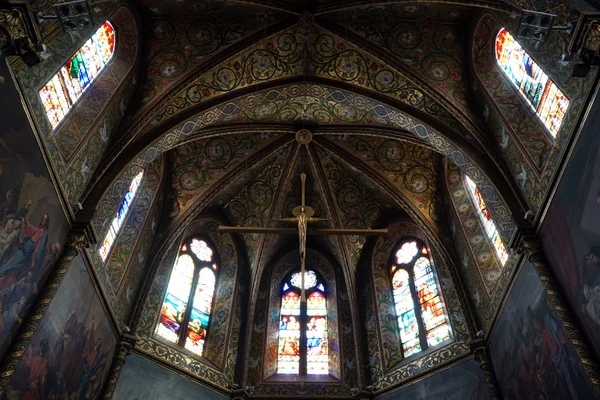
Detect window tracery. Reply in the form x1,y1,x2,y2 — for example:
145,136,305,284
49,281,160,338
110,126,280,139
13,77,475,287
390,239,451,358
465,175,509,265
39,21,116,129
277,270,328,375
495,27,569,137
157,237,218,356
99,170,144,261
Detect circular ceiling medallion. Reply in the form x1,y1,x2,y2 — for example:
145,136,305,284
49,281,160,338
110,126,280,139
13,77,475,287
296,129,312,145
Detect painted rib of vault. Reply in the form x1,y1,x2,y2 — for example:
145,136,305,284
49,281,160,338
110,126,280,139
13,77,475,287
135,4,288,114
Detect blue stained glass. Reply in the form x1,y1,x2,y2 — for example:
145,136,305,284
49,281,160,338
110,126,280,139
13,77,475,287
317,283,324,291
283,283,289,291
99,170,144,261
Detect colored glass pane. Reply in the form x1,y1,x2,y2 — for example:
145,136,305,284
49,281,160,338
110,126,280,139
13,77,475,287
307,292,326,316
391,269,421,355
157,254,195,343
307,317,328,375
278,289,301,374
495,28,569,137
40,21,116,129
190,239,213,262
185,308,209,356
317,283,325,292
465,175,509,265
395,241,418,264
99,170,144,261
413,257,450,347
281,291,301,315
290,270,317,289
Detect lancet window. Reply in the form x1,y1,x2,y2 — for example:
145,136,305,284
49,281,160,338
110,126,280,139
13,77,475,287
99,170,144,261
465,175,509,265
40,21,116,129
277,270,328,375
390,239,451,358
157,237,218,356
495,27,569,137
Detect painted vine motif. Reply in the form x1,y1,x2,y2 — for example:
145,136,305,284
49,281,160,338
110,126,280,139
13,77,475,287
224,145,291,270
326,4,472,110
169,133,279,221
138,5,285,111
331,135,439,224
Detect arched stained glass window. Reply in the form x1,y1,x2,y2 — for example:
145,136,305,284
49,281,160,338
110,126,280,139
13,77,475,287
278,270,328,375
465,175,509,265
40,21,116,129
157,237,218,356
390,239,452,358
99,170,144,261
495,28,569,138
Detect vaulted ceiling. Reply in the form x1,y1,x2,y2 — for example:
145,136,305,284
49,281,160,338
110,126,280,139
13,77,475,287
78,0,534,294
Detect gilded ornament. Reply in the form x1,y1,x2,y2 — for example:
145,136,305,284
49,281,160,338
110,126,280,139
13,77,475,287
295,128,312,145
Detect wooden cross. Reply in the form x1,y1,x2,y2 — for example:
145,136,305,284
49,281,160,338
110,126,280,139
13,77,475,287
218,173,388,301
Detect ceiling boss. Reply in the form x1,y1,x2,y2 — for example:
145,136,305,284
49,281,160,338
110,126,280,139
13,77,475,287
219,129,388,302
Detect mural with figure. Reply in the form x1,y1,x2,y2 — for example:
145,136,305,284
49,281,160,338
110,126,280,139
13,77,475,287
1,254,115,400
0,64,70,360
113,355,228,400
489,261,595,399
377,359,489,400
540,97,600,359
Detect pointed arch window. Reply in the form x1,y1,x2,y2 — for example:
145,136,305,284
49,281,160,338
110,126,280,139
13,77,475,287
465,175,509,265
390,239,451,358
156,237,218,356
39,21,116,129
98,169,144,261
278,270,328,375
495,27,569,138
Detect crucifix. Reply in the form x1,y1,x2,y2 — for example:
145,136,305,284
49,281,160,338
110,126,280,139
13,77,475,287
218,173,388,302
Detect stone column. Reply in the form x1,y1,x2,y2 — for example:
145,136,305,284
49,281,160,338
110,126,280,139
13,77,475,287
517,236,600,397
101,334,137,399
0,230,90,395
470,339,502,400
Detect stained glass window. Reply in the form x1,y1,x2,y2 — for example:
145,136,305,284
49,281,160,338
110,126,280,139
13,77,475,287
290,270,317,289
390,239,452,358
277,270,329,375
465,175,509,265
495,28,569,138
40,21,116,129
99,170,144,262
157,236,218,357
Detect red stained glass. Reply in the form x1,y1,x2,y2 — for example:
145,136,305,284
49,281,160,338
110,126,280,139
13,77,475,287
465,175,509,265
496,28,568,137
40,21,115,129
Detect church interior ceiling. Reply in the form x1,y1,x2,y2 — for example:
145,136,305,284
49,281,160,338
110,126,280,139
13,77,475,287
6,0,597,394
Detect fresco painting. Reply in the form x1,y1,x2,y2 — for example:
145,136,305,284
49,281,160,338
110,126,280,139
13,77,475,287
489,261,595,399
2,254,115,400
539,95,600,359
0,64,70,360
113,355,228,400
376,359,489,400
